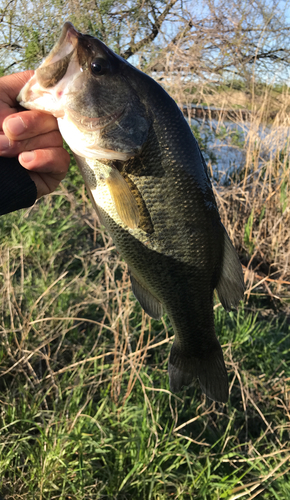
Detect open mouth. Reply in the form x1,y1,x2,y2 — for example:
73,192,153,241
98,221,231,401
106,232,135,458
42,22,80,67
35,50,75,89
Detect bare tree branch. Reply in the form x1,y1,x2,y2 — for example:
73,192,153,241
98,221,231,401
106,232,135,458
121,0,179,59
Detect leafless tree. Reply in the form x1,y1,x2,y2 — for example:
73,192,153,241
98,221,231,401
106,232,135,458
1,0,290,86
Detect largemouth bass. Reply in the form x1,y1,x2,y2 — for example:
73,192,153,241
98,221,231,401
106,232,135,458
18,22,244,402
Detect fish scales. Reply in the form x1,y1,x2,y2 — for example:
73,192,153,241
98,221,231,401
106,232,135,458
18,22,244,402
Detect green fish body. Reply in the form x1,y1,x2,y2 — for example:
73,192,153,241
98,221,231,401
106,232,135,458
18,23,244,402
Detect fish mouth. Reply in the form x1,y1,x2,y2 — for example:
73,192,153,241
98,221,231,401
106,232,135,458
17,23,81,108
67,107,125,132
40,22,80,68
18,22,124,130
35,23,81,89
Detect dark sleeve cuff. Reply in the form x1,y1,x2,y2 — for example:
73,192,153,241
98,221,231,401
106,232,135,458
0,157,37,215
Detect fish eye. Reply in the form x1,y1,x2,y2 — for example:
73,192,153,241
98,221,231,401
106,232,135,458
91,58,107,76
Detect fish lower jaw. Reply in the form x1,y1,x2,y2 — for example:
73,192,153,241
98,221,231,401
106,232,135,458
58,119,131,161
18,101,64,119
67,107,125,132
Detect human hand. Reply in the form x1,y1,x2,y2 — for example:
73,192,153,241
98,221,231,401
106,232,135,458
0,71,70,198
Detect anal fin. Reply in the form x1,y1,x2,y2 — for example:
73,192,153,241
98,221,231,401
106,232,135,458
130,272,163,320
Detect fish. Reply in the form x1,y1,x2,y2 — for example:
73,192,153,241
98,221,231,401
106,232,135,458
18,22,244,402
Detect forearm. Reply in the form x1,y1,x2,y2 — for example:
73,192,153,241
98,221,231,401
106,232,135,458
0,157,37,215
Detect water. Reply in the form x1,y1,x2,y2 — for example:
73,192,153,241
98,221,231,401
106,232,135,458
190,117,290,183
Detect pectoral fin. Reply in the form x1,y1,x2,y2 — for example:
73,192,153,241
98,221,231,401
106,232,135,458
74,154,139,229
130,272,163,319
106,169,140,229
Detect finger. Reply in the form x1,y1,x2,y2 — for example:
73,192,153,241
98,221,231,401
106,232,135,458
27,170,66,199
0,71,34,125
0,130,64,157
19,146,70,176
0,71,34,106
3,110,59,140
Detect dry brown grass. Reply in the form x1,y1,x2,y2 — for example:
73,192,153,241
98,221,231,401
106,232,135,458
0,181,289,497
217,103,290,276
166,77,290,299
1,61,290,496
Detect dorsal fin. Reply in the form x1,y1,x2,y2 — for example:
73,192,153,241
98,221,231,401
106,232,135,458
216,226,244,310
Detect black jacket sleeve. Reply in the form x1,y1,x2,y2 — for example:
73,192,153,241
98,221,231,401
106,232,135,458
0,157,37,216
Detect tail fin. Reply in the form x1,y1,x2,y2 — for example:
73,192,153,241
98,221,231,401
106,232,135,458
168,342,229,403
216,227,244,310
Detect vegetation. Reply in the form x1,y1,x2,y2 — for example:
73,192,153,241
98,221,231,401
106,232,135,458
1,0,290,81
0,0,290,498
0,171,290,499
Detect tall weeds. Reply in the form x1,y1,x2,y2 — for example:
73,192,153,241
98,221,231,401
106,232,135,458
162,73,290,293
217,94,290,280
0,188,290,497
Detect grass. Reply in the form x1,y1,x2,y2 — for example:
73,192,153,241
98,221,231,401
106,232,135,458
1,11,290,495
0,161,289,499
160,68,290,282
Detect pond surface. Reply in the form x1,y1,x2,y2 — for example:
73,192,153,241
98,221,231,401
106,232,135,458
190,117,290,183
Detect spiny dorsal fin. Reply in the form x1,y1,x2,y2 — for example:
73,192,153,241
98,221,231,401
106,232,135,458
105,169,140,229
130,272,163,320
216,226,244,310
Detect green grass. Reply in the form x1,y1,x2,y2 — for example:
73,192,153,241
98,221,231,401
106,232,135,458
0,166,289,499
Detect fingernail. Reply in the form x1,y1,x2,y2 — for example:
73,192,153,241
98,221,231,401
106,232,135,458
20,151,35,163
0,134,10,152
5,116,27,136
